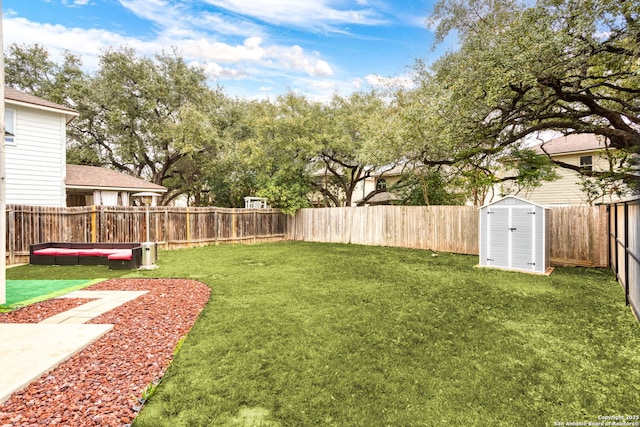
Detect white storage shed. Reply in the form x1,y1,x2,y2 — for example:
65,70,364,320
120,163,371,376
479,196,552,275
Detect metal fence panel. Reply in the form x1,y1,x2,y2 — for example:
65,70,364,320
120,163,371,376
609,199,640,320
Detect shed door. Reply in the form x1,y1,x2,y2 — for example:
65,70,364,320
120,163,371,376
486,207,509,267
510,207,536,271
486,205,536,271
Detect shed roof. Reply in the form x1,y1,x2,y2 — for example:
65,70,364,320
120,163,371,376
479,195,547,210
65,164,167,193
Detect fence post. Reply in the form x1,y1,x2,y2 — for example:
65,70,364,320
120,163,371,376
613,204,619,280
253,210,257,243
624,202,629,305
232,209,236,242
606,205,611,269
8,207,15,265
164,208,169,250
59,208,64,242
214,209,218,244
598,204,609,268
186,206,191,247
91,205,97,243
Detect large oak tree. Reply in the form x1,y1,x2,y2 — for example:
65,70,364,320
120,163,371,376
418,0,639,195
5,44,229,205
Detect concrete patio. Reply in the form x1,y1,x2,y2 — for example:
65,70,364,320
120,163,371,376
0,290,148,403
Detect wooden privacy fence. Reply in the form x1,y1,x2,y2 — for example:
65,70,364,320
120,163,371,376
5,205,287,264
287,205,609,267
288,206,479,255
547,205,609,267
5,204,609,267
608,198,640,320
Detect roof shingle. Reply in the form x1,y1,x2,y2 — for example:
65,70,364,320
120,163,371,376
65,164,167,192
5,86,78,115
533,134,608,155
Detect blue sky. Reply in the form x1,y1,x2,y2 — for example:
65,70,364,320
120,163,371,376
3,0,447,100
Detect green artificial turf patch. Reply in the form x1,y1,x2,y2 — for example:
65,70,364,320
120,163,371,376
1,278,105,309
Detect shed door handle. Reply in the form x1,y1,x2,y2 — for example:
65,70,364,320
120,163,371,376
508,227,517,231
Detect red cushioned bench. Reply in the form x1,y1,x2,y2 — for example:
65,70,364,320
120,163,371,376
29,242,143,270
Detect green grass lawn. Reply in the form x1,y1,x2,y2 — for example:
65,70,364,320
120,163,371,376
8,242,640,426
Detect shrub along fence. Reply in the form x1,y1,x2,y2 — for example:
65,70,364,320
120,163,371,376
5,205,288,264
287,205,609,267
608,198,640,320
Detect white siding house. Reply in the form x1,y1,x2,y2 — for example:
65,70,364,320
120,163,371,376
311,163,404,207
496,134,631,206
4,87,78,206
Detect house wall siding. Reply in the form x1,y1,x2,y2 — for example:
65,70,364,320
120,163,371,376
5,106,66,206
352,175,402,206
500,152,628,206
519,161,585,206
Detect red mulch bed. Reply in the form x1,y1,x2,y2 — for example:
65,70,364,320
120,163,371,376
0,278,211,427
0,299,95,324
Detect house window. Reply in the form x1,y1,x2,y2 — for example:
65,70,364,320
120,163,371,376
5,109,15,145
376,178,387,191
580,155,593,172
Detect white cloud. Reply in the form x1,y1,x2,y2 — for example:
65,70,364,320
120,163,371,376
195,61,250,80
180,37,266,63
202,0,387,32
350,77,365,89
266,45,334,77
181,38,334,77
62,0,90,5
4,0,390,100
4,14,335,84
314,61,334,77
118,0,335,77
3,17,155,70
119,0,264,39
309,79,338,91
119,0,184,27
365,73,414,90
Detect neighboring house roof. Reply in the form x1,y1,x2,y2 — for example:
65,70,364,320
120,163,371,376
534,134,609,155
65,164,167,193
312,165,376,178
496,133,633,206
312,162,409,178
356,191,402,206
4,86,79,123
373,163,406,176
